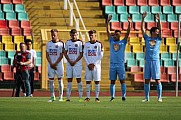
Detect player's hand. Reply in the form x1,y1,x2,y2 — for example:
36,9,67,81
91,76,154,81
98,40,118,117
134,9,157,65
107,14,112,22
19,62,24,65
128,17,132,23
142,11,147,19
155,13,160,21
88,63,95,71
50,64,57,70
69,61,75,66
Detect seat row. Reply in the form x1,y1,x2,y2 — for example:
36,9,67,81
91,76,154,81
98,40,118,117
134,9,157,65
0,4,25,13
102,0,181,6
0,12,28,21
0,0,22,4
105,6,181,15
108,13,179,22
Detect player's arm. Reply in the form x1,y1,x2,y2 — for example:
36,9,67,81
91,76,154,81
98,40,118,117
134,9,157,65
74,52,83,63
54,52,63,66
83,44,90,65
93,42,104,65
33,51,37,72
64,50,71,63
156,13,162,38
124,17,132,40
46,51,53,65
20,53,31,65
141,11,147,36
106,15,112,39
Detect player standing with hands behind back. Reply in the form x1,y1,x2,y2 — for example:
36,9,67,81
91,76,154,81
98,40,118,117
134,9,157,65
141,12,163,102
107,15,132,102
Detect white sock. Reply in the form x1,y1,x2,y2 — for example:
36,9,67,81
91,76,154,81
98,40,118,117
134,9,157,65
49,80,55,97
58,80,64,99
78,82,83,98
86,84,91,98
95,84,100,98
66,82,72,99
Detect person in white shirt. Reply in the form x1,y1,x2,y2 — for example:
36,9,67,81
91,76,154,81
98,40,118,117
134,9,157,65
46,29,64,102
83,30,104,102
24,39,37,97
64,29,83,102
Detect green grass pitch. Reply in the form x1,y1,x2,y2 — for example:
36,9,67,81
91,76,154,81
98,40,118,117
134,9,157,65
0,97,181,120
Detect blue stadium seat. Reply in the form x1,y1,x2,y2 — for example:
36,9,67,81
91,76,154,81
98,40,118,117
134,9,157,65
120,14,129,22
163,6,173,14
140,6,151,14
167,14,178,22
129,6,139,14
132,14,142,22
105,6,116,14
117,6,127,14
151,6,162,14
175,6,181,14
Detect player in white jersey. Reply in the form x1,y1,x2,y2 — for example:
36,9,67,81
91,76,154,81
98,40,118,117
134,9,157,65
64,29,83,102
46,29,64,102
83,30,104,102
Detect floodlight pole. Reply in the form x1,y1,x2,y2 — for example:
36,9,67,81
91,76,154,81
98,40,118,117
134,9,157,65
176,14,181,97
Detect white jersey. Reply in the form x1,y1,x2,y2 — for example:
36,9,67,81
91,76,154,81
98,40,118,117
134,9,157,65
65,39,83,66
83,41,104,66
26,49,37,68
46,40,64,66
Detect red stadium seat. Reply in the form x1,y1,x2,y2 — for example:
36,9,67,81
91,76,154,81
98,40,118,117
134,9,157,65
38,66,41,74
102,0,112,6
0,72,2,81
173,30,181,38
161,22,170,30
160,66,166,74
22,28,31,36
12,0,22,4
111,22,122,30
0,20,7,28
34,72,40,81
20,21,31,29
0,0,12,4
125,0,136,6
3,71,14,80
1,64,11,72
135,22,142,30
170,22,178,30
169,74,181,82
172,0,181,6
122,22,134,30
148,0,159,6
114,0,124,6
0,28,10,35
167,66,176,74
162,29,173,38
10,28,22,36
131,66,141,72
147,22,157,30
160,0,171,6
134,73,144,82
137,0,147,6
160,74,169,82
8,20,20,29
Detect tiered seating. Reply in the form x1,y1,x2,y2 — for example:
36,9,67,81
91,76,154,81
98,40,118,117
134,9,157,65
0,1,41,81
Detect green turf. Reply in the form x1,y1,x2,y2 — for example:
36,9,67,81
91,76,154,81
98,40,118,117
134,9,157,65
0,97,181,120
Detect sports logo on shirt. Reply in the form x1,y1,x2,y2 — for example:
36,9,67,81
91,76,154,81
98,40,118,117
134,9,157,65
88,50,96,56
69,48,77,54
55,45,58,48
113,44,120,51
149,40,156,47
75,44,78,47
49,49,57,55
94,46,97,49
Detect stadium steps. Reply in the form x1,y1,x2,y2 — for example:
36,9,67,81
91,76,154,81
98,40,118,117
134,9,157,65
23,0,106,42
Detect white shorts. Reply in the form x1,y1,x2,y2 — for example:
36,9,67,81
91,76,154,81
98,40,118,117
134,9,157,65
66,65,82,78
48,64,64,78
85,65,101,81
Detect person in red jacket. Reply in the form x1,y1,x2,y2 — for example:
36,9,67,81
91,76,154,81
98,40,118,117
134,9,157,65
12,42,32,97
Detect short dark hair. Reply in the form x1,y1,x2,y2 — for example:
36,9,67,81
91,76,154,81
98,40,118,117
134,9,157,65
20,42,26,46
115,30,121,33
51,29,58,33
150,27,159,35
70,29,77,34
25,39,32,44
88,30,96,34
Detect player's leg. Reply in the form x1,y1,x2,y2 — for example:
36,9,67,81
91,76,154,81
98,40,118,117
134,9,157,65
109,63,117,101
74,66,83,100
56,65,64,102
29,68,34,97
84,66,92,102
152,60,162,102
22,70,31,97
66,65,73,101
15,72,21,97
48,66,56,102
93,65,101,102
117,63,126,101
143,61,151,102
